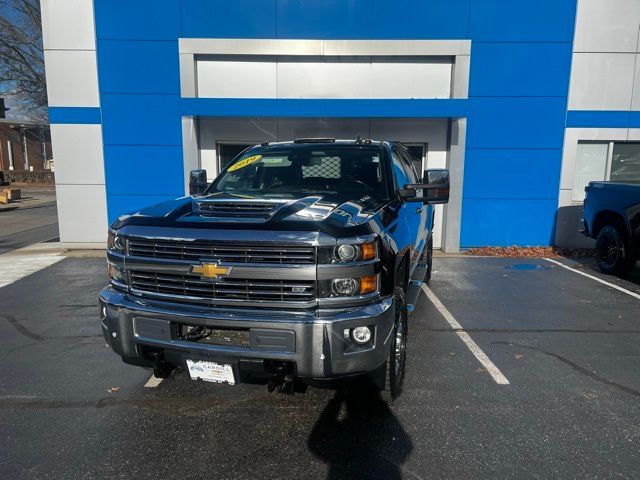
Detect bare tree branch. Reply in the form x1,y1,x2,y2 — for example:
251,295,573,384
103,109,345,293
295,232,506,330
0,0,47,121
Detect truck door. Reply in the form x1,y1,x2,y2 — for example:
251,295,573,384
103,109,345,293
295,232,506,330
399,147,429,266
391,148,424,272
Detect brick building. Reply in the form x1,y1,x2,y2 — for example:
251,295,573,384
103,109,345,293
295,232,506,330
0,119,52,173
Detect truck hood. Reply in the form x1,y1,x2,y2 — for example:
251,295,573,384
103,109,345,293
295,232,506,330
111,192,388,234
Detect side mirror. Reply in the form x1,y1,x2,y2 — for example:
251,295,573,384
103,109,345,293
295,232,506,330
398,187,417,200
403,169,450,204
189,169,208,195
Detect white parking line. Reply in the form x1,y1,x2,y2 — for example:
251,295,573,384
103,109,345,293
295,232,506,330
544,258,640,301
144,375,163,388
421,284,510,385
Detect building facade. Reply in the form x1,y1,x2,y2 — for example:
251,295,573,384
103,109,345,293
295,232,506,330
41,0,640,249
0,119,52,174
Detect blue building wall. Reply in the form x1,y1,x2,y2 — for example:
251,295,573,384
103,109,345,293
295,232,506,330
88,0,579,247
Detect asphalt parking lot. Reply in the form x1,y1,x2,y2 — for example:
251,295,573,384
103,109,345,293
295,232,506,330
1,254,639,479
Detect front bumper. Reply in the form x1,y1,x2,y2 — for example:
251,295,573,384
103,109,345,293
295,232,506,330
99,286,395,380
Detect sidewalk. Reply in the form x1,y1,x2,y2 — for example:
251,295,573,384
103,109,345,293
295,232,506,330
0,185,56,212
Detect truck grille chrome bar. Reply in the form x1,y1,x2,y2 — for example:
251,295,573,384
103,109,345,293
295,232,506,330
129,271,316,305
128,239,315,264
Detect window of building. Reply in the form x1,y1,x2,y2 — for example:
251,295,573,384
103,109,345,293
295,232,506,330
610,143,640,183
572,142,608,201
572,141,640,201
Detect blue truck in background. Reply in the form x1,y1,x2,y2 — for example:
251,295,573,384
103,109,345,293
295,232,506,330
583,182,640,276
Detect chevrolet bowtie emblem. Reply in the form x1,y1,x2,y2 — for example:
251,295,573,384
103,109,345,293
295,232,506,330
190,262,232,280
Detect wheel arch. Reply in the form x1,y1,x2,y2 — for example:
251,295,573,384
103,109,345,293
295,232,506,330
394,251,411,292
592,210,630,239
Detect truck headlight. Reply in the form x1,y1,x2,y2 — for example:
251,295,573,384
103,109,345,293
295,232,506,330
333,240,378,263
331,278,359,295
336,244,357,261
107,230,125,253
328,274,378,297
108,263,126,283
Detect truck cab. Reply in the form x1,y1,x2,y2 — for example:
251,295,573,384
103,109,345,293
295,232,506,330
99,139,449,398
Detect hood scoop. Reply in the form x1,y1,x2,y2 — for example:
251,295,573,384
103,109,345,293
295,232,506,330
195,200,281,218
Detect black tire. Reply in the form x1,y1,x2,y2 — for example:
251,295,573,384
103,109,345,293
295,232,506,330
384,287,408,400
424,236,433,283
595,225,637,276
417,236,434,284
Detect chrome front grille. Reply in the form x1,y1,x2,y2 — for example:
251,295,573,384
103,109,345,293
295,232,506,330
195,201,277,217
129,271,315,305
128,239,315,264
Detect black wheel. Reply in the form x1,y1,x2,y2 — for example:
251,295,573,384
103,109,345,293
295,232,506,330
386,287,408,400
418,236,434,283
424,236,433,283
595,225,637,276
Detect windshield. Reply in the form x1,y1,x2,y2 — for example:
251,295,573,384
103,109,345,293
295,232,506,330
208,145,389,200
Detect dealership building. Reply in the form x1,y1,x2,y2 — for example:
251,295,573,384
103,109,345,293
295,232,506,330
41,0,640,251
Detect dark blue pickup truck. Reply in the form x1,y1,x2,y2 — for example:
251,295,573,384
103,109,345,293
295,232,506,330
99,139,449,399
583,181,640,276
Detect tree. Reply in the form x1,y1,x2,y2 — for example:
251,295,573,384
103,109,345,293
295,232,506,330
0,0,47,121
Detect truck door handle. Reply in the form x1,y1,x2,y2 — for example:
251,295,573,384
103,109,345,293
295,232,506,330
416,207,423,214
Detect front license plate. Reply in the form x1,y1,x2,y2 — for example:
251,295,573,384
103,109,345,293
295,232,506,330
186,359,235,385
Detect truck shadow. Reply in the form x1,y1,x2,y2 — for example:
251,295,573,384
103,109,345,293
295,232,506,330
307,381,413,480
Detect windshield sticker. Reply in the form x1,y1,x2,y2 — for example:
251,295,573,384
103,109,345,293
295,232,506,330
261,157,292,167
228,155,262,172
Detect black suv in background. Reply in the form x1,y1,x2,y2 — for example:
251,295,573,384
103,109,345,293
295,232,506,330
99,139,449,399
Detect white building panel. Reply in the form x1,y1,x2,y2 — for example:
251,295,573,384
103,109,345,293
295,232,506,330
55,184,108,245
277,61,371,99
631,55,640,110
568,53,636,110
44,50,100,107
196,57,452,99
574,0,640,53
49,124,105,185
196,59,277,98
41,0,96,50
370,60,451,99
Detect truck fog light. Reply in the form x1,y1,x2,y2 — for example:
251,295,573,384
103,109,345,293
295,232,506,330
351,326,371,344
331,278,358,296
336,244,358,262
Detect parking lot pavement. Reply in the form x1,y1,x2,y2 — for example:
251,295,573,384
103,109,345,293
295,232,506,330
1,255,639,479
0,202,59,254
